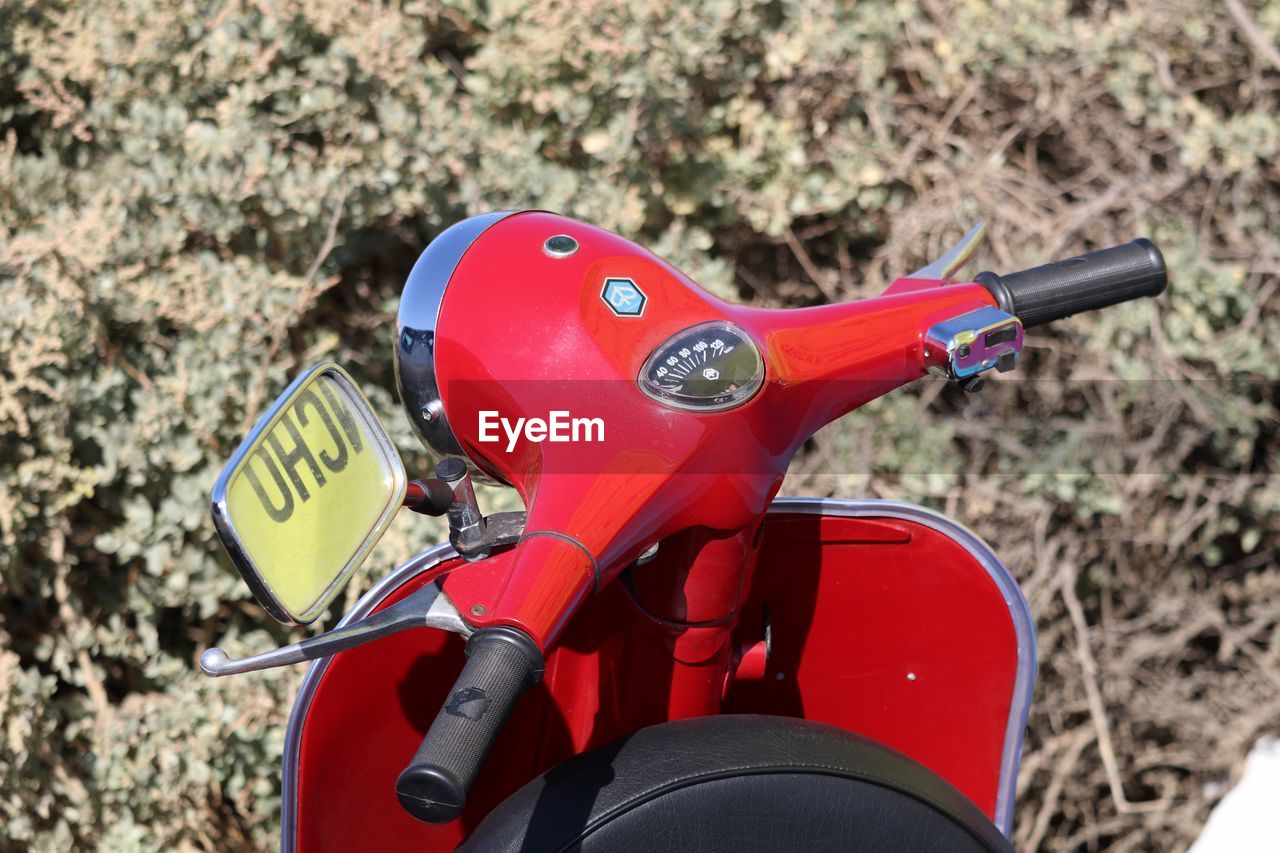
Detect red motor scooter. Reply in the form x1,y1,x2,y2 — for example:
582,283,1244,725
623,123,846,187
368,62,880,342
202,212,1167,851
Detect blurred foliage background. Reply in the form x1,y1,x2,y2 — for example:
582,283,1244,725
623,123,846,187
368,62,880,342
2,0,1278,849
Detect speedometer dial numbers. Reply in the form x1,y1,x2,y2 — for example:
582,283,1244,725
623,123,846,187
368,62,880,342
638,322,764,412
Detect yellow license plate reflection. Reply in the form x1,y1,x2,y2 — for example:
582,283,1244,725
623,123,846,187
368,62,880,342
214,365,405,623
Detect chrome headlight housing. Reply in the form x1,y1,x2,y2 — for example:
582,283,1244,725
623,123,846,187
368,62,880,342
394,212,515,486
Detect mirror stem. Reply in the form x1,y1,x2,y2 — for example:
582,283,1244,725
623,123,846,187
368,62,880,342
404,478,454,516
436,458,489,561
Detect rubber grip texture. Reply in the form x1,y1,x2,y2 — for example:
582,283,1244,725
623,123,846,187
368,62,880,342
976,238,1167,328
396,627,542,824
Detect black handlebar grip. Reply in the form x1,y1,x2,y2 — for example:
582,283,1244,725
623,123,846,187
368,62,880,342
395,626,543,824
975,238,1167,328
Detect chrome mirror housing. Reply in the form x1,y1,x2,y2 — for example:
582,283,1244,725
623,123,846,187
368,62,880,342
395,212,515,486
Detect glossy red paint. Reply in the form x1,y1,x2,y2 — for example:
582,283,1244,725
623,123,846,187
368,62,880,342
444,533,594,644
295,563,470,852
293,510,1022,851
724,512,1019,818
290,212,1023,850
434,212,996,651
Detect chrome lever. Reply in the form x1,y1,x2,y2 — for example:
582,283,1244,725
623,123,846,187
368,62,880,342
909,222,987,280
200,580,472,677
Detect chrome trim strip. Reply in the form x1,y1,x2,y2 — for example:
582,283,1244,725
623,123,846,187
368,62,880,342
394,212,517,485
768,497,1035,837
280,498,1033,845
280,542,459,853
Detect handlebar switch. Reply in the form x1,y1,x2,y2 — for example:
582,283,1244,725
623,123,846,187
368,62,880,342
924,306,1024,383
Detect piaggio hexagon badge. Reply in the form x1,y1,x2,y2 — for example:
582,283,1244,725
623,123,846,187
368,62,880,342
601,277,646,317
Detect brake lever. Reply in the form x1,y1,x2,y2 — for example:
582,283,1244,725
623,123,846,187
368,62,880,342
200,580,473,677
907,221,987,280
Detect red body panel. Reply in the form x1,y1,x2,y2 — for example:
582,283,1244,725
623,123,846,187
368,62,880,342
289,213,1027,850
433,213,997,651
724,512,1018,816
292,506,1026,852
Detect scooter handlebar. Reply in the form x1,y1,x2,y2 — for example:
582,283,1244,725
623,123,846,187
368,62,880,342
975,238,1167,328
395,626,543,824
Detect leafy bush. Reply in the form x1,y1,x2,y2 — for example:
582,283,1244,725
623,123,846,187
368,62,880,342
2,0,1276,849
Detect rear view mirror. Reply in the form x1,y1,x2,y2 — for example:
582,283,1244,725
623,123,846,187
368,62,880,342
211,363,407,625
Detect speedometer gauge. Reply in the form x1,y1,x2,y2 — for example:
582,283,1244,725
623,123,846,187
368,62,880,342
638,321,764,412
